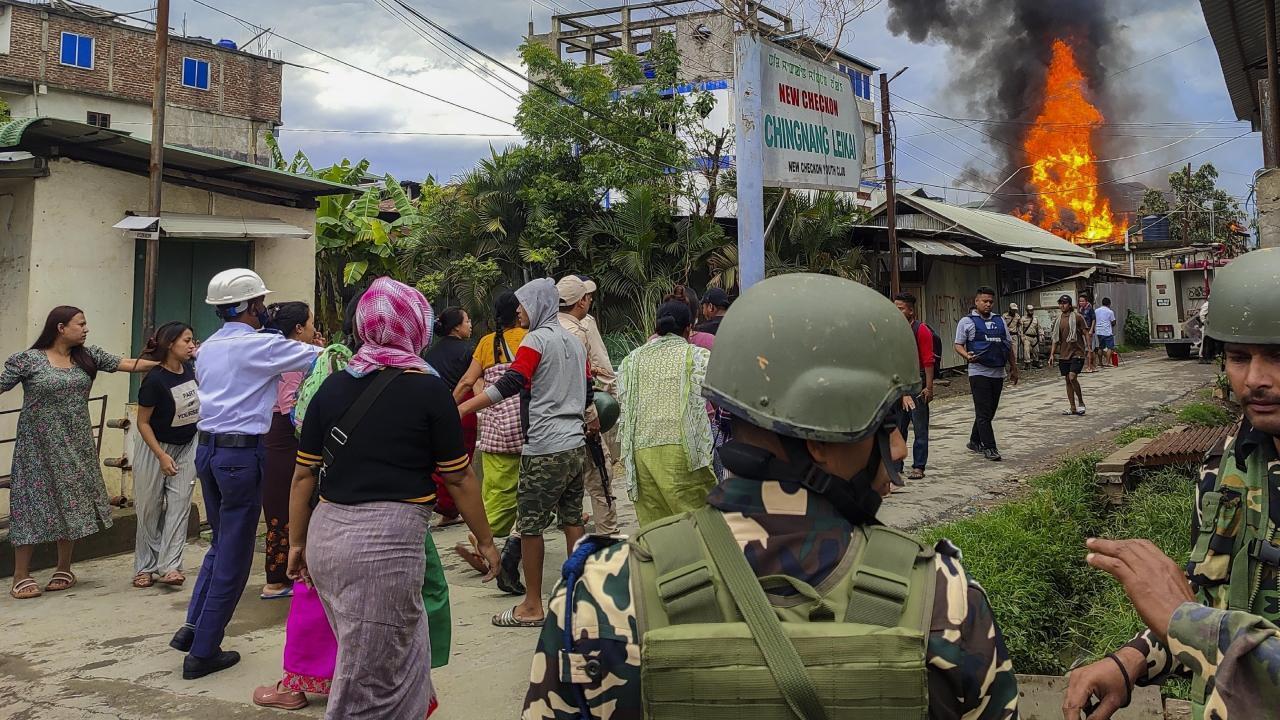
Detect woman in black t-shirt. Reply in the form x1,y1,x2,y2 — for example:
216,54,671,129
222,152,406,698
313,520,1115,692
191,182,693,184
423,306,474,525
131,322,201,588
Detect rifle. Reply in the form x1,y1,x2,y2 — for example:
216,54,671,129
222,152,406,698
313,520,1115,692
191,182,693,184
585,434,614,507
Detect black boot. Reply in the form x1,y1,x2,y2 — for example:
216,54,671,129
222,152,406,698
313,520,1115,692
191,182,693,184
183,650,241,680
169,625,194,652
496,536,525,596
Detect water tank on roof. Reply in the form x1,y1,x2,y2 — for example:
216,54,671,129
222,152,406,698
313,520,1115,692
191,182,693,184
217,39,238,50
1137,214,1169,244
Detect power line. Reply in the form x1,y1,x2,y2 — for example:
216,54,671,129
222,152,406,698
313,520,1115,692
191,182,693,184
185,0,516,128
895,109,1247,129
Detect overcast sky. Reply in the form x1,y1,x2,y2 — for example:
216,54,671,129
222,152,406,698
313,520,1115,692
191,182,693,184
91,0,1263,209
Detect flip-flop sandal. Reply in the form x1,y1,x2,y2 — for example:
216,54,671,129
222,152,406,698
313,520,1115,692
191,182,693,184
261,586,294,600
907,469,925,480
434,515,465,528
45,570,76,592
454,542,489,575
1062,410,1079,416
253,683,309,710
10,578,41,599
492,607,544,628
133,572,154,588
157,571,185,586
1076,409,1087,416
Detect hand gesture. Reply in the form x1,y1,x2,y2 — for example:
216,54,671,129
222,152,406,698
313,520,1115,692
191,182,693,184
475,538,501,583
159,453,179,477
286,545,310,586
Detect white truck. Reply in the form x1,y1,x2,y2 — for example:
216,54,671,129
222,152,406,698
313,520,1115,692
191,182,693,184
1146,246,1227,359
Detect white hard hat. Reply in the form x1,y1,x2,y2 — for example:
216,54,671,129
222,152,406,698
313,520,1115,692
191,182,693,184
205,268,272,306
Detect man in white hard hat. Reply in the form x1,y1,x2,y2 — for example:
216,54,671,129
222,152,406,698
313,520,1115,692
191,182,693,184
169,269,321,679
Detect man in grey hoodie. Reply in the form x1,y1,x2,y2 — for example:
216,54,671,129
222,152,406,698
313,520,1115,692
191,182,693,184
460,278,596,627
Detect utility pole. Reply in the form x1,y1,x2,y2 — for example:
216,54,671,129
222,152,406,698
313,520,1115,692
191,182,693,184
880,72,900,296
735,34,765,291
142,0,170,340
1180,163,1192,246
1265,0,1280,168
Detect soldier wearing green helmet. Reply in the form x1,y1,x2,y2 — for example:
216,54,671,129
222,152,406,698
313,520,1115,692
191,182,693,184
522,273,1020,720
1064,248,1280,720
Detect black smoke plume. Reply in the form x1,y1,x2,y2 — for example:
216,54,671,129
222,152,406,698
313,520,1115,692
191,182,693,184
885,0,1132,211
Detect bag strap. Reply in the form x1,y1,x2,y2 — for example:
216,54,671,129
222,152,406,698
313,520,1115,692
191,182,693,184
693,506,829,720
845,525,922,627
643,515,722,625
323,367,405,467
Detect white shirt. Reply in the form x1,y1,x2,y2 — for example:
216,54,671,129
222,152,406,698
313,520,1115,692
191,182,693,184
1094,306,1116,336
195,323,321,435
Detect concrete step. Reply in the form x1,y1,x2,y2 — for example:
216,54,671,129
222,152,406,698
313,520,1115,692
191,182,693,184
1,504,200,578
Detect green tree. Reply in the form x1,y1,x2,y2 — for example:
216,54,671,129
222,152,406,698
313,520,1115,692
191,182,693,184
1141,164,1244,248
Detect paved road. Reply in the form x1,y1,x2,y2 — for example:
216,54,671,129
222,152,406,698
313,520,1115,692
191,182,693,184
0,352,1215,719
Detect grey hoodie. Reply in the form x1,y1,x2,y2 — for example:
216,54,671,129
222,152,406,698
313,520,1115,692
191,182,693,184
484,278,589,455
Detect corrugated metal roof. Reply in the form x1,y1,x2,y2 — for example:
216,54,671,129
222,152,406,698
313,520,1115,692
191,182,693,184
1200,0,1267,129
112,213,312,239
0,117,357,208
904,195,1095,256
1003,250,1118,267
901,238,983,257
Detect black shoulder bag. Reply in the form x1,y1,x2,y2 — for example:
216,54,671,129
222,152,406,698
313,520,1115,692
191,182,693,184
311,367,405,506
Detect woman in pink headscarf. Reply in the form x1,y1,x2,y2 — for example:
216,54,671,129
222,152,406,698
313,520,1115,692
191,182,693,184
276,278,499,719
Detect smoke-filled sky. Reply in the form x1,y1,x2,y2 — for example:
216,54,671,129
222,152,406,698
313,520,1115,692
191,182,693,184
84,0,1263,209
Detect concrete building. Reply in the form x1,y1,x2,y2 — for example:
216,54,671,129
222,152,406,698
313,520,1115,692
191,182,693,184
527,0,882,210
1201,0,1279,248
0,0,283,163
0,117,353,519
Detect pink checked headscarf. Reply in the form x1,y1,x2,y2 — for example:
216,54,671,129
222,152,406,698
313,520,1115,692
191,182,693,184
346,277,436,378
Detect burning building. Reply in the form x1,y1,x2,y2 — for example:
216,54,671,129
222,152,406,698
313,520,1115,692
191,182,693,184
886,0,1132,246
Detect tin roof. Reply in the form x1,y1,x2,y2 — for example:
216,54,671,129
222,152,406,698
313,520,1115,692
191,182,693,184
0,117,358,208
868,193,1097,257
113,213,313,238
1200,0,1268,129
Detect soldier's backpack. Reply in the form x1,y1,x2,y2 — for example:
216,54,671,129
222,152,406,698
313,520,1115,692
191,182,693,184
630,505,936,719
291,343,354,438
911,320,943,375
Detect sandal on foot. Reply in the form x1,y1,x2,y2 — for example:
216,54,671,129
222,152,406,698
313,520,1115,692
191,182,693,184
253,683,309,710
454,542,489,575
10,578,41,599
434,515,465,528
133,572,154,588
157,571,185,586
45,570,76,592
492,607,544,628
907,468,925,480
260,585,294,600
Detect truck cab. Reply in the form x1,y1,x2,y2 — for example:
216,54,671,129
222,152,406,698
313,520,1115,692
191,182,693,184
1147,245,1229,359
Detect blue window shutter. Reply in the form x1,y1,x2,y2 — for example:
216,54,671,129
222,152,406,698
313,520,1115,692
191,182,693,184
60,33,76,65
196,61,208,89
78,35,92,68
182,58,194,86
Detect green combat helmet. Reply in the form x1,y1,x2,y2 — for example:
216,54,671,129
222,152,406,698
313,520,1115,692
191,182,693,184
1205,247,1280,346
593,391,621,433
703,272,921,441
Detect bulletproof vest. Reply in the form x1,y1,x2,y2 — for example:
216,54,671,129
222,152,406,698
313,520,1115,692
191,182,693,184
629,506,935,720
967,314,1009,368
1185,434,1278,718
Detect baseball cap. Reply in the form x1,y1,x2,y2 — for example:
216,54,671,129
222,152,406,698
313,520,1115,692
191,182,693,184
703,287,731,308
557,275,597,305
1058,294,1073,305
1009,302,1019,311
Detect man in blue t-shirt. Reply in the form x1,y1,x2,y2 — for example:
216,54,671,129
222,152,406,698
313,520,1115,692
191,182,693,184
954,286,1020,461
1079,292,1097,372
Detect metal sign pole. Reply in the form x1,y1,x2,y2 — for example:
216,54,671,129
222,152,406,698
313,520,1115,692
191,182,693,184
735,34,765,291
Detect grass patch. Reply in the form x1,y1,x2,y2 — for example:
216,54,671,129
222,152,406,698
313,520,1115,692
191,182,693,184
1176,401,1231,427
924,456,1197,686
1114,419,1173,447
1114,344,1137,355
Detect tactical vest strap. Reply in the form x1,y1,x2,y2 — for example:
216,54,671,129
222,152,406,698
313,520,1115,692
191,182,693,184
694,506,830,720
644,515,722,625
846,526,924,627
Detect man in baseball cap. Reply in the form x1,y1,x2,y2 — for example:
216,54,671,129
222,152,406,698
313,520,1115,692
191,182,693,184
696,287,732,336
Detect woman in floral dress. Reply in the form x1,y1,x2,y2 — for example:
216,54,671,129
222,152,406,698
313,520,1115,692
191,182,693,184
3,306,157,599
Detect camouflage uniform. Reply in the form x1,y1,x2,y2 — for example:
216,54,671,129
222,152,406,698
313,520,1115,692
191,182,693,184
516,448,587,536
521,475,1021,719
1122,424,1280,719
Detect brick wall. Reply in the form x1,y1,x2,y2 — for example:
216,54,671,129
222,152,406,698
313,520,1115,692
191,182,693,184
0,2,281,123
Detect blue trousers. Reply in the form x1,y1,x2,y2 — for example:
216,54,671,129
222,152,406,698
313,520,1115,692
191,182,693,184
895,393,930,471
184,441,265,658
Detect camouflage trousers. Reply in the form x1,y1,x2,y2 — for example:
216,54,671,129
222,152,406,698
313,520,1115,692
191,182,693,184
516,447,587,536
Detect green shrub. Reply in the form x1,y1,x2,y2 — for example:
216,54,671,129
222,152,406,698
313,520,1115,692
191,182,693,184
1124,310,1151,348
603,329,646,367
1176,401,1231,427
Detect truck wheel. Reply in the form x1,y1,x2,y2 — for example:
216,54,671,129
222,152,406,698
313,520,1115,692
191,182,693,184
1165,344,1191,360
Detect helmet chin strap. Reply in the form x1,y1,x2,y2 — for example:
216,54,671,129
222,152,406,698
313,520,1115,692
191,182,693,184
718,429,898,527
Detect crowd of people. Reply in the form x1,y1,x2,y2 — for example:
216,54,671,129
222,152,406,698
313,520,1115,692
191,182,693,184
3,251,1278,719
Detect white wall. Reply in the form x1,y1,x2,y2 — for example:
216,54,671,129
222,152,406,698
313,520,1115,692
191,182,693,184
0,157,316,500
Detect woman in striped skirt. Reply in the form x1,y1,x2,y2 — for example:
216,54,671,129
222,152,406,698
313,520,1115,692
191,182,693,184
131,322,201,588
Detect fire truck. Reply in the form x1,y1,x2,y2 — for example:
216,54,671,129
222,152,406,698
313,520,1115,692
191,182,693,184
1146,243,1233,359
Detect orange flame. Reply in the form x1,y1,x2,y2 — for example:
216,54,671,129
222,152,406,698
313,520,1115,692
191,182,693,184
1015,39,1116,244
